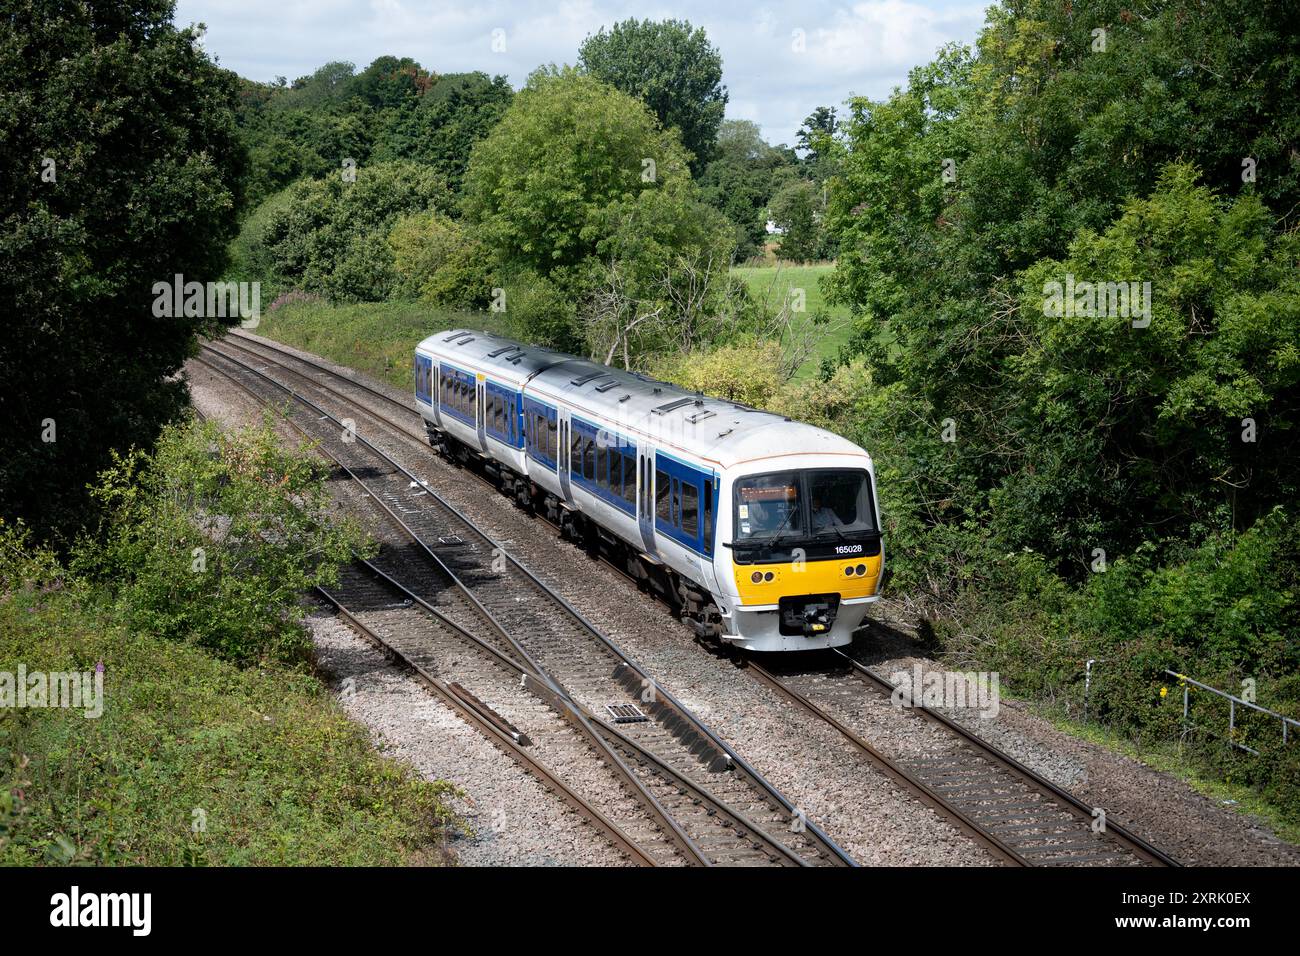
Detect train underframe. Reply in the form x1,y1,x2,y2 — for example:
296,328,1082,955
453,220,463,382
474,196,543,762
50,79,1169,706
426,424,727,643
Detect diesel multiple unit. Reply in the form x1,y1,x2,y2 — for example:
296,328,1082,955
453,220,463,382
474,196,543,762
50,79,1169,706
414,329,884,652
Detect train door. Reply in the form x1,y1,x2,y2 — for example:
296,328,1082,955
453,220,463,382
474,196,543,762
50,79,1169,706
557,411,572,502
637,450,656,555
475,377,487,451
431,363,442,427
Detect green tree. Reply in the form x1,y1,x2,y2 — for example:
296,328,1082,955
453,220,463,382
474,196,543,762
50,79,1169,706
462,68,693,280
374,72,513,190
770,180,827,263
0,0,246,544
1003,165,1300,561
698,120,798,259
579,18,728,173
796,106,838,176
348,55,432,110
824,0,1300,570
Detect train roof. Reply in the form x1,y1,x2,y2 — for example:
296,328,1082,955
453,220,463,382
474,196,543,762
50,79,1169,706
418,329,871,471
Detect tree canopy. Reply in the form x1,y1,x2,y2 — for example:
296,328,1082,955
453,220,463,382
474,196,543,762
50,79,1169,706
0,0,246,543
579,18,728,173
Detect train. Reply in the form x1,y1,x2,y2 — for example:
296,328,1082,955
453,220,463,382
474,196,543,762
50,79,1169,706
413,329,884,652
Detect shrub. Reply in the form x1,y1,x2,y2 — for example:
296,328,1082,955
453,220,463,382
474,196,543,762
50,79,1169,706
260,161,452,302
496,269,582,352
74,415,369,667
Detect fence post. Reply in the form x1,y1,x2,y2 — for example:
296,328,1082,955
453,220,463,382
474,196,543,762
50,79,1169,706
1083,659,1095,722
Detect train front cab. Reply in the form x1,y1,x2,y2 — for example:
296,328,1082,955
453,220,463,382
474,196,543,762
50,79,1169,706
714,457,884,652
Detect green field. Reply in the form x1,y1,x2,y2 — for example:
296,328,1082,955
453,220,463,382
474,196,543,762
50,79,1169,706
732,263,854,379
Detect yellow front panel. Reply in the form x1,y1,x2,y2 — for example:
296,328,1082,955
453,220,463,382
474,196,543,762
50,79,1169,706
731,554,882,606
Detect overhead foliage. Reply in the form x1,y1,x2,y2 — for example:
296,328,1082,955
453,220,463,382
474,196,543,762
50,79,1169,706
824,0,1300,576
0,0,246,544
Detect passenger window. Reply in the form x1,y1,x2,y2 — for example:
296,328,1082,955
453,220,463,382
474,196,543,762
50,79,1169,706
596,443,608,489
656,469,671,523
547,417,557,460
671,478,681,527
621,452,635,505
681,483,699,537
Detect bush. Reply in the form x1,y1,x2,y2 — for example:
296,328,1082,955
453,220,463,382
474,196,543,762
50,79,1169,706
260,161,452,302
496,269,583,352
74,415,369,667
386,211,494,308
652,340,786,407
388,211,466,298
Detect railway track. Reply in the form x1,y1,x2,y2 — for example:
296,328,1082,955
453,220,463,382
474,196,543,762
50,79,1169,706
197,332,1179,868
193,343,854,867
322,560,662,866
746,652,1179,866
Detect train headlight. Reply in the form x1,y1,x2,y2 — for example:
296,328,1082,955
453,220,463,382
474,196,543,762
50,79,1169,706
856,563,867,576
751,571,763,583
764,571,774,582
844,565,856,576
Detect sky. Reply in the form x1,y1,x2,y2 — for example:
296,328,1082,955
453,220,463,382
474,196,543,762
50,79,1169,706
175,0,988,146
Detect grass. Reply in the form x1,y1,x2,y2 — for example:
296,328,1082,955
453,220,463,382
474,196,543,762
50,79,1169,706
0,575,462,865
253,297,504,391
732,262,855,379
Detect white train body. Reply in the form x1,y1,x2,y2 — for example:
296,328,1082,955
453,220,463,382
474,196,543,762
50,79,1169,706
414,330,884,652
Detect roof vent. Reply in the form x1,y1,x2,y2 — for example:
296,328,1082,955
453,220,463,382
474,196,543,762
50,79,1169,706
570,371,605,386
652,398,694,415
